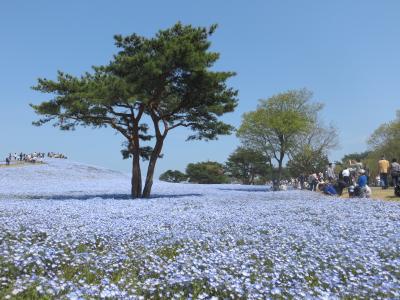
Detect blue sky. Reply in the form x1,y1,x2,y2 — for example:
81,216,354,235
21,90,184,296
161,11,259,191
1,1,399,176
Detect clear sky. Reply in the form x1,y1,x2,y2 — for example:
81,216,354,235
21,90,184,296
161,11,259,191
1,1,400,176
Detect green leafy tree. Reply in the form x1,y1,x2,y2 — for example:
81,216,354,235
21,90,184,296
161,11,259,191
159,170,188,183
365,110,400,176
31,22,238,198
237,89,322,182
287,145,329,178
367,111,400,160
186,161,229,184
225,147,271,184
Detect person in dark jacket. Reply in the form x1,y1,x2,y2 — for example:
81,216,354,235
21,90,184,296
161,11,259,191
333,179,347,196
390,158,400,187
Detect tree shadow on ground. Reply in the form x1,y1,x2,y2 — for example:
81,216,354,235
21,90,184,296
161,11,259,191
217,187,271,193
22,193,203,201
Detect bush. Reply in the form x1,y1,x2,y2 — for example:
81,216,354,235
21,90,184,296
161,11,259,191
186,161,229,184
159,170,188,183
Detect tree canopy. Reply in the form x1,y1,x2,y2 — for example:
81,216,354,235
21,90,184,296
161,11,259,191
159,170,188,183
367,110,400,158
237,89,323,182
225,147,271,184
364,110,400,176
31,22,238,198
287,145,329,178
186,161,229,184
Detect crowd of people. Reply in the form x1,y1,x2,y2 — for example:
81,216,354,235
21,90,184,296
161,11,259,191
295,162,370,198
4,152,67,165
297,156,400,198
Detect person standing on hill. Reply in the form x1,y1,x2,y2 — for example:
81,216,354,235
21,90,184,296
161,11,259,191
390,158,400,187
378,155,390,189
298,174,306,190
326,163,336,182
308,173,319,191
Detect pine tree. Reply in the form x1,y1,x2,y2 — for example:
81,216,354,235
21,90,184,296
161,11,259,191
31,23,238,198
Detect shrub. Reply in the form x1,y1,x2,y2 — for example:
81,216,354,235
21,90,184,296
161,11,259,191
159,170,188,183
186,161,229,184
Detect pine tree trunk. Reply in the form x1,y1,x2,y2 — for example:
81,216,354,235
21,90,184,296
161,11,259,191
142,137,164,198
131,150,142,198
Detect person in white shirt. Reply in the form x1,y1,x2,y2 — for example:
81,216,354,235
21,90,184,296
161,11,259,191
342,168,350,186
326,163,336,182
308,173,319,191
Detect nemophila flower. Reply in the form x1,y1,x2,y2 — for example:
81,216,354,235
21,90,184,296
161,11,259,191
1,160,400,298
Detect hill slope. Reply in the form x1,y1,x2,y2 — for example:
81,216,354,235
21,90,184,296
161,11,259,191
0,158,268,199
0,159,131,198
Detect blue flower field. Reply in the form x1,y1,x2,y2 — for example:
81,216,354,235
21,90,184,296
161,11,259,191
0,160,399,299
